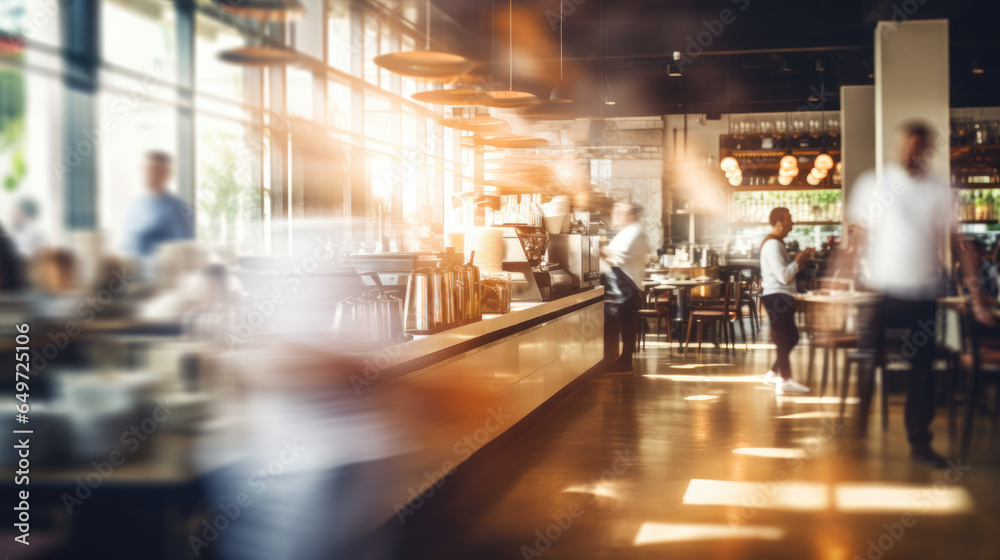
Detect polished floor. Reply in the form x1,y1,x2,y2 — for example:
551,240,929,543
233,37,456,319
395,326,1000,560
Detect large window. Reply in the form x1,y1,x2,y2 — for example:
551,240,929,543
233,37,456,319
196,117,261,252
7,0,467,255
0,0,63,240
327,0,352,74
102,0,177,78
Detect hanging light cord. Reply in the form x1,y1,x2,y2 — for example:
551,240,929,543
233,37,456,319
509,0,513,90
425,0,430,50
559,0,563,80
600,0,604,117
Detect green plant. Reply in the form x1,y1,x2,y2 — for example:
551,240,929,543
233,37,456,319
3,148,26,192
197,131,262,248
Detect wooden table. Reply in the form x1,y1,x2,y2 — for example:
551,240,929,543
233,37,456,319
654,278,724,351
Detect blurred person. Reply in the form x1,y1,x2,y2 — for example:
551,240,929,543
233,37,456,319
600,203,650,373
0,221,26,291
760,207,814,394
122,151,194,258
9,197,47,258
847,121,986,469
194,334,417,560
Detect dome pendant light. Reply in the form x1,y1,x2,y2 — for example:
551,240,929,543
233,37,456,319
374,0,474,81
219,18,300,66
484,0,541,108
548,0,573,103
215,0,305,65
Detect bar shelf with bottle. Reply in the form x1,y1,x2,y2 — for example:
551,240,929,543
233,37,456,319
731,190,843,224
955,188,1000,225
950,116,1000,187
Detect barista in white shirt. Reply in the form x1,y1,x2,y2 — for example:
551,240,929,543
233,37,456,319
601,203,650,372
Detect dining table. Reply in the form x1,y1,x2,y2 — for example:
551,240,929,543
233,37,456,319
645,276,724,351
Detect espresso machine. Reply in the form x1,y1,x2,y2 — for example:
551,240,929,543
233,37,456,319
546,233,601,291
501,226,574,301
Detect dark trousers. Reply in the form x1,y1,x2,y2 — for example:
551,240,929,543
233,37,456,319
879,297,938,447
762,293,799,380
605,268,641,366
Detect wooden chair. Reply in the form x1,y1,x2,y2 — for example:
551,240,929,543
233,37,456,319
738,267,761,339
958,306,1000,460
802,300,856,396
637,285,673,351
841,302,960,438
683,278,738,356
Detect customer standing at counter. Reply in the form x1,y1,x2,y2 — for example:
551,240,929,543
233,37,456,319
760,207,814,394
601,203,650,372
847,121,986,469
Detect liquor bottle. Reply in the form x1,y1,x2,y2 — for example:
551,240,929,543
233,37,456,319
987,191,996,221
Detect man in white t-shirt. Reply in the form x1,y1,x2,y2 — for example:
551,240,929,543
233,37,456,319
601,203,650,372
847,121,987,468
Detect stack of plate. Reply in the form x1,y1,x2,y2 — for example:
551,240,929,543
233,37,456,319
464,227,504,273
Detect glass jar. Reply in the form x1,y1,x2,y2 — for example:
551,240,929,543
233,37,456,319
481,272,512,314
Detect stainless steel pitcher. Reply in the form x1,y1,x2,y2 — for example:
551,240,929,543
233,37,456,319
404,267,443,332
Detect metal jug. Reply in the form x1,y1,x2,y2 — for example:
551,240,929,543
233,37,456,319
439,248,463,324
459,250,482,321
404,267,442,332
331,296,375,343
362,273,404,342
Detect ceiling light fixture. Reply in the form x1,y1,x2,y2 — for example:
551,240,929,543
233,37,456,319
972,61,985,75
485,0,541,107
814,152,834,171
780,154,797,171
374,0,474,81
668,51,683,77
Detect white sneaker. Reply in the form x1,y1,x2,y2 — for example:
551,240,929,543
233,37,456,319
763,370,781,385
775,379,810,395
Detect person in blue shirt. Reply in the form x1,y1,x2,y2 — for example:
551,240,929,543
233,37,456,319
123,151,195,257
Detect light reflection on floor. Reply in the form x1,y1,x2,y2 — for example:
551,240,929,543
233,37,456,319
682,479,975,515
733,447,809,459
644,374,769,383
835,483,974,514
775,411,843,419
633,522,785,545
683,479,830,510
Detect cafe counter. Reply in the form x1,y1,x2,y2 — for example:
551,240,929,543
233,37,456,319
359,287,605,519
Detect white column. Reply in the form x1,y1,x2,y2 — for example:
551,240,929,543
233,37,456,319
874,19,950,184
839,85,876,227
